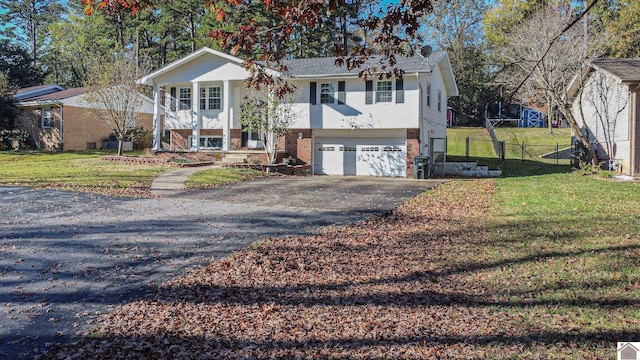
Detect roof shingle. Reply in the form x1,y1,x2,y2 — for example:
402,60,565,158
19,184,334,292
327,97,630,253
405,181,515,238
591,58,640,82
280,51,446,77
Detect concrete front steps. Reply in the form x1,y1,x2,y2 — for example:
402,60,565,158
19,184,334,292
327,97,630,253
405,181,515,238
445,161,502,178
218,150,266,164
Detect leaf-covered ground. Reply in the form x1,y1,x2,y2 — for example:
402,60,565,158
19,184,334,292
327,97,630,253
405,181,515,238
40,179,639,359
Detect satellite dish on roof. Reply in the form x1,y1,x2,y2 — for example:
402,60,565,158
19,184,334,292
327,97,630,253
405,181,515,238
420,45,432,58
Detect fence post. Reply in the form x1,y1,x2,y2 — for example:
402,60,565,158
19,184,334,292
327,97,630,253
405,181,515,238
466,136,469,158
521,141,525,163
501,141,506,160
555,142,559,165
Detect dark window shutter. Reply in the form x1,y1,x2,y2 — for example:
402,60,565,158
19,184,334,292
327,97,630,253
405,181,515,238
365,80,373,104
396,79,404,104
310,82,317,105
337,81,346,105
170,87,176,111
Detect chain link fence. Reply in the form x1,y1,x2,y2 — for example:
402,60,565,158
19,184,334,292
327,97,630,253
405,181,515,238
463,136,574,165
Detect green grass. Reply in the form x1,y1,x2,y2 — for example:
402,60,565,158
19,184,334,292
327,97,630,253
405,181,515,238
0,151,172,194
494,127,572,159
481,173,640,351
185,167,262,189
0,151,262,196
447,127,575,176
447,127,496,157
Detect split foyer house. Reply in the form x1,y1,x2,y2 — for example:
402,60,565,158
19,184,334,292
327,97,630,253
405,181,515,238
13,84,156,151
139,47,458,177
569,58,640,176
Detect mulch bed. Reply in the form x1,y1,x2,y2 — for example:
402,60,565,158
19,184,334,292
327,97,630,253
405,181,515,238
38,180,611,359
101,155,215,167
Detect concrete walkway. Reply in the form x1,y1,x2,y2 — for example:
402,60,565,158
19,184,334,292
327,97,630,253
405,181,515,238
150,165,218,196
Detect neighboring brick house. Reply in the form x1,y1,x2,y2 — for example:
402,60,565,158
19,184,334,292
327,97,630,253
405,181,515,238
139,47,458,177
13,86,157,151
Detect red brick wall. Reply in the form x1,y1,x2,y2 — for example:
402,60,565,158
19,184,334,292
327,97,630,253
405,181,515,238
230,129,242,150
62,106,114,150
60,106,155,151
171,130,191,150
406,128,420,178
169,129,242,150
291,129,313,164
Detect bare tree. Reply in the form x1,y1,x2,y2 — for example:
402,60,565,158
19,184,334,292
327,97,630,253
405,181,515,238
497,3,606,164
584,71,629,165
83,51,151,156
240,89,297,165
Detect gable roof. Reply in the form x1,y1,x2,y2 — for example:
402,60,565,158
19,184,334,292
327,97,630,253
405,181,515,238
591,58,640,83
15,87,87,106
138,47,246,85
13,84,65,101
280,50,457,95
138,47,459,96
15,87,159,111
280,51,447,77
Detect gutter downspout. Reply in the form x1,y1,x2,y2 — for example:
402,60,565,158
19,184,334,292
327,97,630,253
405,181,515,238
631,84,640,177
417,72,424,156
59,104,63,150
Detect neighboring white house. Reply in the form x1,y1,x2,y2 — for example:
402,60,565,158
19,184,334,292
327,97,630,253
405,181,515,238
138,47,458,177
569,58,640,176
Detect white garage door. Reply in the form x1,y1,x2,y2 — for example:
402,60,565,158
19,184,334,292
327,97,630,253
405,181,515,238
314,137,406,177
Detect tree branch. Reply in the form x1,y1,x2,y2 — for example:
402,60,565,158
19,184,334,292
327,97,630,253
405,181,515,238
507,0,600,104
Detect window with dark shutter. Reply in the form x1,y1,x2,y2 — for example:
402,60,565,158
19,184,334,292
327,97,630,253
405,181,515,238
310,82,317,105
396,79,404,104
170,87,177,111
338,81,346,105
365,80,373,104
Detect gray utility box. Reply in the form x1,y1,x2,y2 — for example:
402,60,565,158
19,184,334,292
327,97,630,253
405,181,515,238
414,156,429,179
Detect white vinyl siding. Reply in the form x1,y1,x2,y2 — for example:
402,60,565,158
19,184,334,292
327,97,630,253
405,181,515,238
583,73,630,143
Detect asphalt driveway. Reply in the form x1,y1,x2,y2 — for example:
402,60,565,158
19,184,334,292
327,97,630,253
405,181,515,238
0,177,444,359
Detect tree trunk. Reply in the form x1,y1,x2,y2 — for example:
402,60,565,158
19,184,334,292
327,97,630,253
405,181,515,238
559,104,598,166
117,138,124,156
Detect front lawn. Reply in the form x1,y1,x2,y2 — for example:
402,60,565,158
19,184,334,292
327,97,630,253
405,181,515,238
0,152,260,197
43,173,640,359
185,167,263,190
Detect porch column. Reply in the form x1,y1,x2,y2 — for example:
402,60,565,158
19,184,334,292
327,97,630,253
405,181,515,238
152,83,162,151
223,80,231,151
191,82,200,152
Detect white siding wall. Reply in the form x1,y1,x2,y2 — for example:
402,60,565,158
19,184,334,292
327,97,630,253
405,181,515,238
68,94,155,113
418,65,448,155
288,76,420,129
154,53,249,84
163,81,244,130
572,71,632,167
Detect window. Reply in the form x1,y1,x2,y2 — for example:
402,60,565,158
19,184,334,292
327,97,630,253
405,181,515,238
179,88,191,110
376,81,392,103
169,87,177,111
426,83,431,107
199,87,221,110
209,87,221,110
42,108,52,128
188,135,222,149
437,89,442,112
199,88,207,110
320,83,336,104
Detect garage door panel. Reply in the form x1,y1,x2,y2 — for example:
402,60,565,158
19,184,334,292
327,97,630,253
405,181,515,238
315,136,406,177
356,144,406,177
